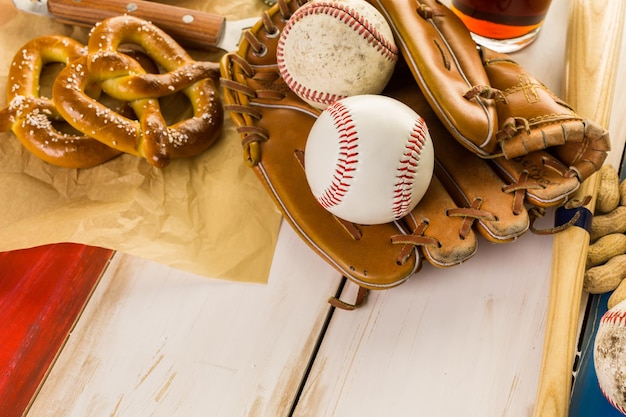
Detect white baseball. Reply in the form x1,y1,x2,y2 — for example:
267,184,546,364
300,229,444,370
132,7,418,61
304,95,434,225
277,0,398,110
594,298,626,415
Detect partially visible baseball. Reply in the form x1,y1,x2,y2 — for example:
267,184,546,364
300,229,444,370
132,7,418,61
594,298,626,415
277,0,398,110
304,95,434,225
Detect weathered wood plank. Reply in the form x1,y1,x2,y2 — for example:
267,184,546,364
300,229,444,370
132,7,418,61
295,233,554,417
294,1,615,416
25,225,341,417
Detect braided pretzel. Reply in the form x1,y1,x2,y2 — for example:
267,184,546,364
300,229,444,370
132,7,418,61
0,35,122,168
52,16,223,168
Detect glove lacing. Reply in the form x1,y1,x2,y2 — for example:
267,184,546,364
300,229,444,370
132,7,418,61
390,199,497,266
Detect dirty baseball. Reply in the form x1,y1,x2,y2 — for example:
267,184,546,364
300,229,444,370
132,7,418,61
304,95,434,225
594,298,626,415
277,0,398,109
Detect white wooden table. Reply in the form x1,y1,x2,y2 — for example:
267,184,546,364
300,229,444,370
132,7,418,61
23,1,626,416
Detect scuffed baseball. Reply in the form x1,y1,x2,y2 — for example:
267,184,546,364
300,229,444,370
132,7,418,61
304,95,434,225
594,298,626,415
277,0,398,109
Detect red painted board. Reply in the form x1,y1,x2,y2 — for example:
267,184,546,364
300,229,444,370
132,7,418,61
0,244,114,417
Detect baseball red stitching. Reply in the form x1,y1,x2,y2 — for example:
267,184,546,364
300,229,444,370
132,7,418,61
317,101,358,209
600,308,626,326
597,308,626,413
277,1,398,106
392,117,427,219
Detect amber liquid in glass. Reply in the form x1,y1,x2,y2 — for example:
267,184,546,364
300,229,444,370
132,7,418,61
451,0,551,40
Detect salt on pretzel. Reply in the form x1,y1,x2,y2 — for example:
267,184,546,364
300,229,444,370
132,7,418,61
0,35,122,168
52,16,224,168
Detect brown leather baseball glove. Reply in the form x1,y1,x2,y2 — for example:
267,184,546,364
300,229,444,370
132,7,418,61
367,0,610,182
219,0,604,308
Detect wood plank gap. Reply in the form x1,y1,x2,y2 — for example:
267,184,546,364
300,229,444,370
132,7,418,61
287,276,348,417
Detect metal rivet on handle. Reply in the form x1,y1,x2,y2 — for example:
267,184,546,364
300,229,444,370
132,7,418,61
182,15,194,24
126,3,138,12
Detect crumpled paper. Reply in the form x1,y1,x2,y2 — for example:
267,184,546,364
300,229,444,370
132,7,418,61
0,0,282,283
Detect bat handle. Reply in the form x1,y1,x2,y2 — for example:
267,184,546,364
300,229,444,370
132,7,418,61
533,185,597,417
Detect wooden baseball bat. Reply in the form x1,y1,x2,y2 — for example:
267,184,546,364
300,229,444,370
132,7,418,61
532,1,625,416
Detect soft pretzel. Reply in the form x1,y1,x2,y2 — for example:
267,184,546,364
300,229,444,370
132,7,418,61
52,16,224,168
0,35,122,168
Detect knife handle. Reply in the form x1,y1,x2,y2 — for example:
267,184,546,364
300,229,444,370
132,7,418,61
47,0,225,49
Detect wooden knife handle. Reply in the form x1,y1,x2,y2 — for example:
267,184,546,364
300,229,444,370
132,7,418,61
47,0,225,49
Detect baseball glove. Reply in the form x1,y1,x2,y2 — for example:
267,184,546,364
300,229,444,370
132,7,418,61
367,0,610,182
220,0,606,308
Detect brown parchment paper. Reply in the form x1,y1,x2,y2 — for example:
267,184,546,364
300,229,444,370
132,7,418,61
0,0,283,283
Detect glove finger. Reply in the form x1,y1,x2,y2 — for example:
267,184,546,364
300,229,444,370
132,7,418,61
490,151,580,208
385,58,529,245
479,47,610,181
550,119,610,180
392,137,529,269
393,175,478,267
366,0,499,157
433,131,530,243
220,0,421,290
